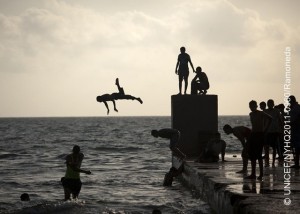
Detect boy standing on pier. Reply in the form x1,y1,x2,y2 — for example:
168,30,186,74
223,124,251,173
175,47,195,95
245,100,272,180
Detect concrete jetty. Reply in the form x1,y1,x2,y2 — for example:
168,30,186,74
171,95,300,213
173,155,300,214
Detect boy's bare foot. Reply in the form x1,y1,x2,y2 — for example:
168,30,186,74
236,169,247,174
137,98,143,104
257,175,263,181
244,174,256,179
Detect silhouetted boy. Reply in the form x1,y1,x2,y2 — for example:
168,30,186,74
289,96,300,169
175,47,195,95
96,78,143,115
61,145,91,200
223,124,251,173
191,66,209,95
245,100,272,180
265,99,283,167
151,128,186,160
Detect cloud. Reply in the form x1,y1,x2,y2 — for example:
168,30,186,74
0,0,299,116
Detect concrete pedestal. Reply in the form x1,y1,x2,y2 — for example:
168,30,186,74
171,95,218,157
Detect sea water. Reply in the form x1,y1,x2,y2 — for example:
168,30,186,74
0,116,250,213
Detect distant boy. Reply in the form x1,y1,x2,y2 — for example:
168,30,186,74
245,100,272,180
223,124,251,173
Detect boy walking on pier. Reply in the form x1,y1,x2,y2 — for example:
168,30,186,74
245,100,272,180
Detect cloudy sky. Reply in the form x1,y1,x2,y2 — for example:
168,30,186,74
0,0,299,117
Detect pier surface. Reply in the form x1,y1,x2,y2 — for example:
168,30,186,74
173,154,300,214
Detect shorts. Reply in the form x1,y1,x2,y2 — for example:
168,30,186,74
248,132,264,161
178,69,189,80
61,177,82,195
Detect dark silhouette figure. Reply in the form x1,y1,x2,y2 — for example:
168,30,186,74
275,103,285,114
61,145,91,200
151,129,186,160
152,209,162,214
245,100,272,181
175,47,195,95
275,103,286,162
289,96,300,169
197,138,226,163
191,66,209,95
223,124,251,173
20,193,30,201
265,99,283,167
96,78,143,115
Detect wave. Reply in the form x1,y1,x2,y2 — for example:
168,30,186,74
8,200,86,214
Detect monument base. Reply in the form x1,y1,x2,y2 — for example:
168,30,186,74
171,95,218,157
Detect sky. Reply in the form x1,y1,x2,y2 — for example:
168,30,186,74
0,0,299,117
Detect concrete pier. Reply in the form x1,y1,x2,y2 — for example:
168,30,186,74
173,155,300,214
171,95,218,157
171,95,300,213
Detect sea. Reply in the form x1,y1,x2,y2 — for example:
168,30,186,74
0,116,250,214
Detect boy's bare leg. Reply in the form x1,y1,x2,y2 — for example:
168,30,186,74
244,160,256,179
115,78,125,94
112,100,118,112
64,187,71,201
257,159,264,180
264,145,270,167
104,101,110,115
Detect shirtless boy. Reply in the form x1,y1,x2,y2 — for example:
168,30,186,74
223,124,251,173
245,100,272,180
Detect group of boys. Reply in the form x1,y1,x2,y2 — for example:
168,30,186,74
224,96,300,180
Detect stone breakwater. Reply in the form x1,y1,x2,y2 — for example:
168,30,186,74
173,155,300,214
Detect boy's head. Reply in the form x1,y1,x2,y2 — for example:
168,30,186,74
196,66,202,73
267,99,274,109
249,100,258,112
223,124,233,134
20,193,30,201
259,101,266,110
289,95,297,106
180,46,186,53
275,103,285,112
96,96,104,103
73,145,80,154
